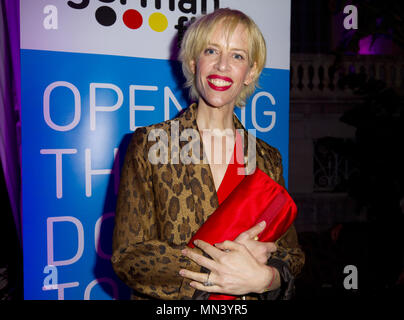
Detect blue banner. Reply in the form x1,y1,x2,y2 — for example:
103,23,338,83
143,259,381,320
20,0,291,300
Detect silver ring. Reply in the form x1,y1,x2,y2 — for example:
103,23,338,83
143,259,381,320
203,272,214,286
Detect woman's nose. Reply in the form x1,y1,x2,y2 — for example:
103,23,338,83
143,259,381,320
216,53,230,72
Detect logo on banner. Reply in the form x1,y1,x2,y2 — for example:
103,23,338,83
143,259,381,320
66,0,220,43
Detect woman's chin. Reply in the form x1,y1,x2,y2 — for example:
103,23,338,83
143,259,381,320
199,97,235,109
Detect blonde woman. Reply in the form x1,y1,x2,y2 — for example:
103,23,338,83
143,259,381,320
112,8,304,300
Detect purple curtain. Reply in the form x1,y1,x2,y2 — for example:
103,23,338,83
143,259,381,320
0,0,22,242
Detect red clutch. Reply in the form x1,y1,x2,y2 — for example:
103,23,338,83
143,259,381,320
188,168,297,300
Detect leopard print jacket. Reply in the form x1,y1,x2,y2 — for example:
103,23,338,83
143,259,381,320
111,103,305,300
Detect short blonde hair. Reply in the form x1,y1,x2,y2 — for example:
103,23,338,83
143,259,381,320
179,8,267,107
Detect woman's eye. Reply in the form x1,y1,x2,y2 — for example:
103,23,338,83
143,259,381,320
205,48,216,55
233,53,245,60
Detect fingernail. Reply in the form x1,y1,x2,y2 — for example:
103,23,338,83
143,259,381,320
193,240,199,246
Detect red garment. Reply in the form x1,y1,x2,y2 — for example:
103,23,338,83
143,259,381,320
188,131,298,300
216,130,246,204
211,130,245,300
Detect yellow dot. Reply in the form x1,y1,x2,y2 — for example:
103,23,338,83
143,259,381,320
149,12,168,32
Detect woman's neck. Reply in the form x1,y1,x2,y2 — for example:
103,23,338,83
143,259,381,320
196,101,236,133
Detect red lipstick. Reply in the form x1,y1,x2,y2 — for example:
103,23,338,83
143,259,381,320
207,74,233,91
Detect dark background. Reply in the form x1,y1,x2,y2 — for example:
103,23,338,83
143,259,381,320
289,0,404,299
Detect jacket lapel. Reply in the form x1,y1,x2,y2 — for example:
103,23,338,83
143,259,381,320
175,103,269,225
176,104,219,225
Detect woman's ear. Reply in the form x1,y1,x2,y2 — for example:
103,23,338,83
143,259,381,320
244,61,258,86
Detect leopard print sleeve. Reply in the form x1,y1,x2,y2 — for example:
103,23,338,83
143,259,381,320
257,142,305,280
111,128,199,299
271,149,305,277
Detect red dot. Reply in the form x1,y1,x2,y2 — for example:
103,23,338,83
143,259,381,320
123,9,143,29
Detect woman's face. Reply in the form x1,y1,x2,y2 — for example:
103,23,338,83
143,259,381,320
190,22,257,109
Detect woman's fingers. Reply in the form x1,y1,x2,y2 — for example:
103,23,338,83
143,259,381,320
180,239,272,295
235,221,266,242
188,281,221,292
225,222,278,264
182,239,228,271
182,246,216,271
192,239,227,260
266,242,277,253
214,240,243,252
179,268,209,283
179,269,220,292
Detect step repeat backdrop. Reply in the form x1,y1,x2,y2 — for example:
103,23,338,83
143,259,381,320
20,0,291,300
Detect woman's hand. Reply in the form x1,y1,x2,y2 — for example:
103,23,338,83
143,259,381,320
232,221,277,264
179,239,274,295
